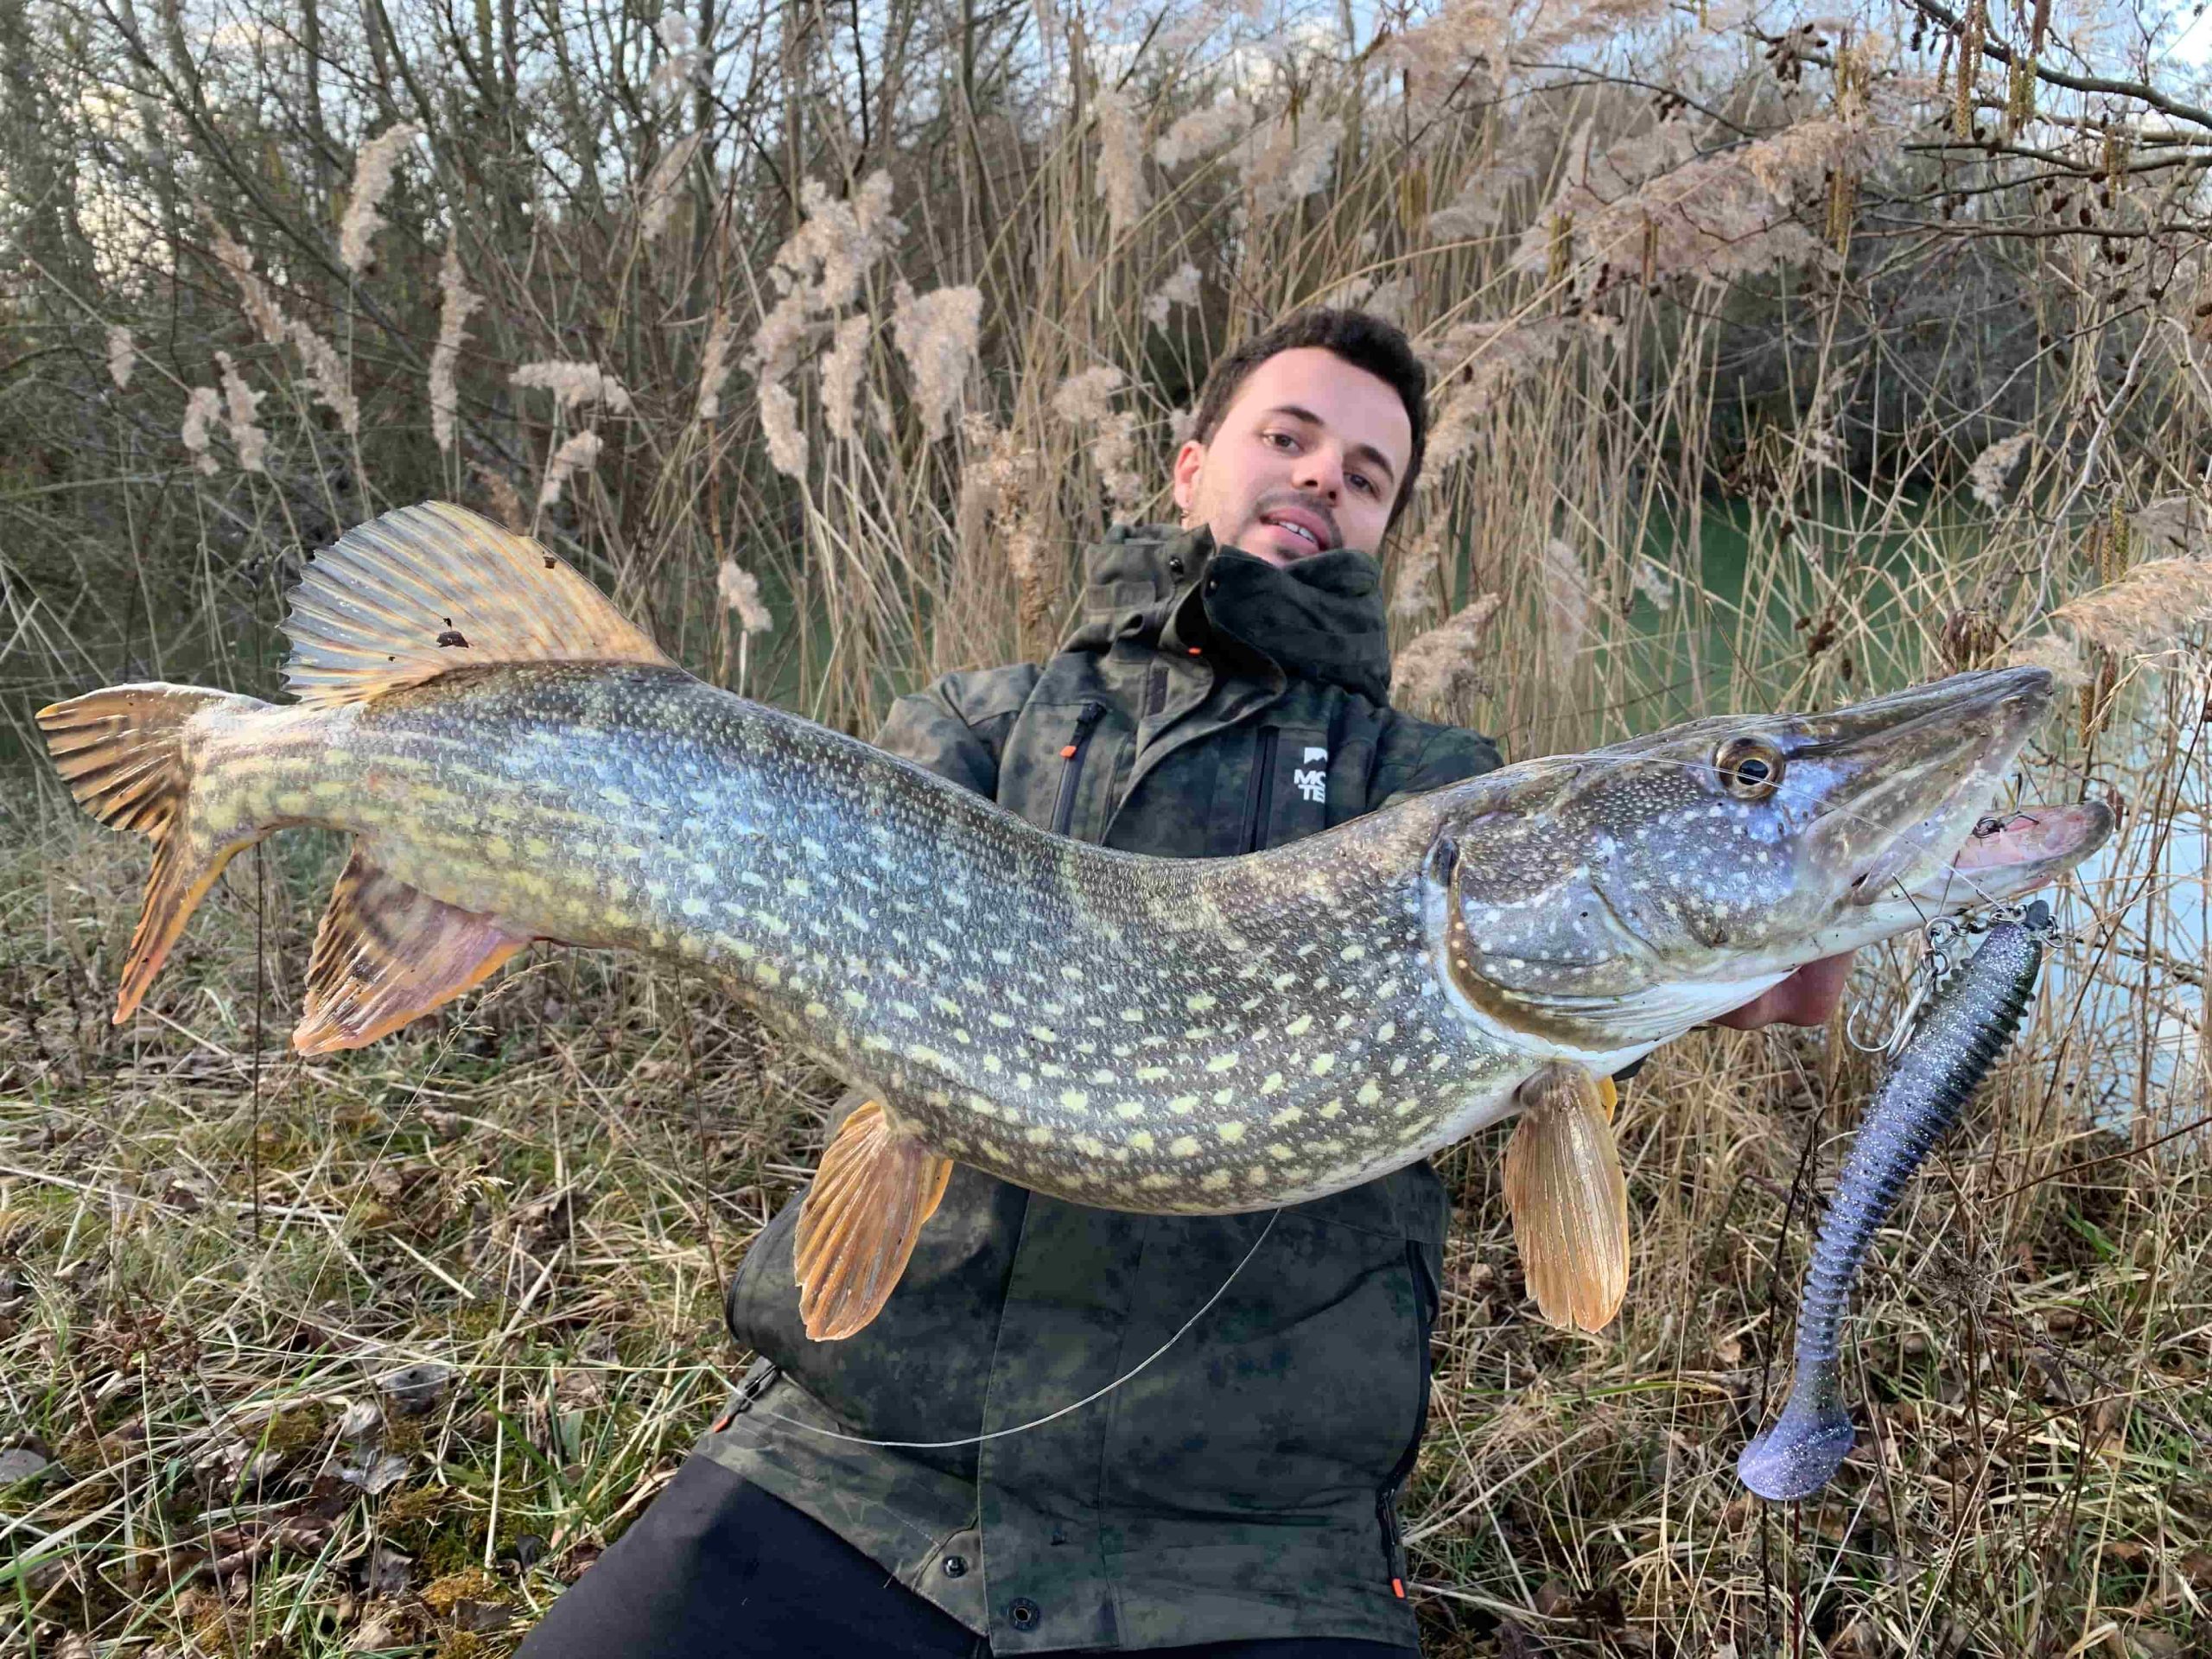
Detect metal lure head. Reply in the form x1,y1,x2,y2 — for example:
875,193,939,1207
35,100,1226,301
1427,666,2111,1052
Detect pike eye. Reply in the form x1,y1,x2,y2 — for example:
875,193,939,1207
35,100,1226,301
1715,736,1784,800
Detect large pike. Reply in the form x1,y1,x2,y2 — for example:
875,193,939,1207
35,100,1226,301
39,504,2110,1338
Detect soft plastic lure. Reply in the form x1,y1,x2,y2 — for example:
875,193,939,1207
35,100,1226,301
1739,901,2052,1500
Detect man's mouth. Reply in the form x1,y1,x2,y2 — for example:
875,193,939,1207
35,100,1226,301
1258,510,1334,552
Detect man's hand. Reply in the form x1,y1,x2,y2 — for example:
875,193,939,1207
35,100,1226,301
1706,950,1857,1031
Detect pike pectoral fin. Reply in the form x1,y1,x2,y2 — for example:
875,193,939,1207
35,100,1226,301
793,1101,954,1341
1503,1062,1629,1334
293,848,529,1053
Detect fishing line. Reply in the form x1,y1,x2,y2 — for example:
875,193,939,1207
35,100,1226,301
738,1208,1281,1450
251,842,264,1241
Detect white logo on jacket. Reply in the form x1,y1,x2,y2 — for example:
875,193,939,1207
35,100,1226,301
1294,746,1328,804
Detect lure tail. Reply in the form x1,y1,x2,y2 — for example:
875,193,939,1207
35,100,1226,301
38,684,276,1022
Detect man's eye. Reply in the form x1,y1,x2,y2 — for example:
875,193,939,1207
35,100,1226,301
1263,430,1294,449
1351,473,1375,495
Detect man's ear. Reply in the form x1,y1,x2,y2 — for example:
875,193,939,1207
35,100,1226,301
1171,438,1206,519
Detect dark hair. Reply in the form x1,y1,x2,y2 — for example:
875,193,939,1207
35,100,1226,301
1187,308,1429,532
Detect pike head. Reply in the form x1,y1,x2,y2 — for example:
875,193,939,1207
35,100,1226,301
1427,666,2110,1058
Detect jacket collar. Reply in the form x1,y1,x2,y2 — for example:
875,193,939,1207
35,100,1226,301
1061,522,1395,705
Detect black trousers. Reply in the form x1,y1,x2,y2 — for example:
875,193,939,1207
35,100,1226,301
516,1454,1414,1659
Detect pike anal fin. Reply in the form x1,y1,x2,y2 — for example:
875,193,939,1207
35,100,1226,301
793,1101,954,1341
1503,1061,1630,1334
293,848,528,1054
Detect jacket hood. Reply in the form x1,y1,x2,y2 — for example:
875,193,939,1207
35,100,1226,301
1060,523,1395,705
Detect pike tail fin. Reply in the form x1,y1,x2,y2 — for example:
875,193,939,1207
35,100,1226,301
1504,1064,1630,1333
794,1101,954,1341
36,683,272,1023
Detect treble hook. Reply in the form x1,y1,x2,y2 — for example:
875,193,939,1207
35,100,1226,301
1845,924,1953,1056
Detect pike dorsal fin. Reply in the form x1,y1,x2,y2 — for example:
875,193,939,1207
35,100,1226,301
283,501,675,708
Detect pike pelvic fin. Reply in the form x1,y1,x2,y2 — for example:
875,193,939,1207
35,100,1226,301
35,684,270,1023
1503,1061,1630,1333
793,1101,954,1341
294,848,530,1053
282,501,675,708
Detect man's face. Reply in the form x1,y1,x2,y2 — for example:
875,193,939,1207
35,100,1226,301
1172,346,1412,569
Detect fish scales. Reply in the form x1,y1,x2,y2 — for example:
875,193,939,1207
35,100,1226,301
39,503,2115,1338
214,661,1520,1211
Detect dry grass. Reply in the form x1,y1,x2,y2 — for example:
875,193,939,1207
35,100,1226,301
3,731,2209,1657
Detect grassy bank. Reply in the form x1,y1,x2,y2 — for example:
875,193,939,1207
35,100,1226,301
3,632,2209,1656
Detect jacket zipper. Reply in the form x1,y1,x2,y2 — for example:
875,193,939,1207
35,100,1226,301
1377,1240,1440,1599
1052,702,1105,837
1242,726,1280,854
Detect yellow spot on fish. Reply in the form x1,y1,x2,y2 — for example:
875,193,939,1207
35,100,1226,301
1285,1014,1313,1037
1059,1090,1090,1111
842,989,868,1010
1115,1102,1145,1121
1026,1125,1055,1146
804,1001,828,1019
754,963,781,987
982,1055,1003,1074
1169,1135,1201,1157
1202,1169,1233,1192
1135,1065,1169,1083
1217,1122,1247,1144
524,836,553,859
1140,1173,1178,1190
1186,992,1217,1014
1206,1053,1238,1073
988,1012,1014,1029
1260,1072,1284,1096
1072,1134,1105,1156
1357,1080,1382,1106
1268,1143,1298,1161
1028,1026,1058,1044
1269,1107,1305,1128
1128,1129,1155,1151
1309,1053,1337,1077
1168,1096,1198,1115
1319,1100,1344,1120
682,896,708,918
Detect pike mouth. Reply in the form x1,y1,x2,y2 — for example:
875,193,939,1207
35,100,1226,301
1853,800,2112,910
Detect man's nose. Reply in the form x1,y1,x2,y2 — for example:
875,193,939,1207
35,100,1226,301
1290,447,1342,501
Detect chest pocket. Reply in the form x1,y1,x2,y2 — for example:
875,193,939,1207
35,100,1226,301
1242,723,1333,852
1001,700,1128,843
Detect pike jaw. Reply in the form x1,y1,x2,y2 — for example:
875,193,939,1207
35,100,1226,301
1427,666,2111,1056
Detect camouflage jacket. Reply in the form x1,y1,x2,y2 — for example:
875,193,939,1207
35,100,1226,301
698,524,1503,1653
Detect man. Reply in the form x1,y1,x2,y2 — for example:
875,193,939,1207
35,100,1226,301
518,309,1848,1657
